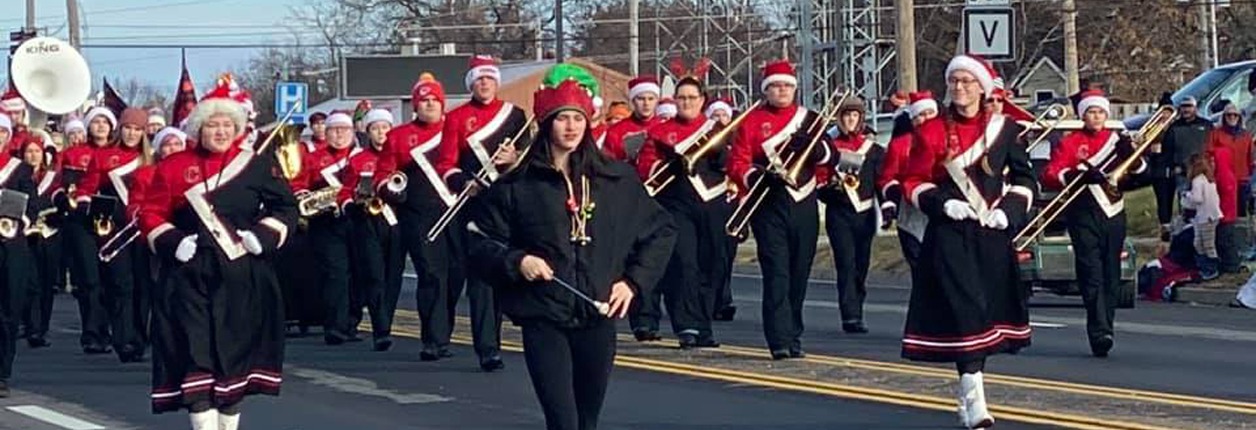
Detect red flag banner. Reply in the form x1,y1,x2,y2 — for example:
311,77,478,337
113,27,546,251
101,78,128,118
171,53,197,127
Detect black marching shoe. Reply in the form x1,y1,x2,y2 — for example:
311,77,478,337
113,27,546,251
373,336,393,352
26,334,50,348
420,345,453,361
633,328,662,342
713,306,737,322
1090,335,1114,358
788,347,806,359
479,355,505,372
770,349,791,360
842,321,869,334
82,342,111,355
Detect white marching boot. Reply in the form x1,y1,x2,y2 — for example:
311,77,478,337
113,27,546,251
189,410,218,430
958,372,994,428
218,412,240,430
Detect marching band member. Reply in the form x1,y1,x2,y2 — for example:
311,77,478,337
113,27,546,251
0,113,37,396
879,91,937,275
469,68,675,430
635,66,726,348
146,110,167,141
727,60,832,359
376,74,456,360
900,54,1035,429
337,108,404,352
64,119,87,148
75,107,153,363
141,79,296,430
817,97,883,334
23,137,58,349
1042,90,1144,358
435,54,529,372
58,107,115,355
1,91,30,152
655,97,678,122
602,76,662,162
303,112,329,155
294,112,362,345
704,98,738,322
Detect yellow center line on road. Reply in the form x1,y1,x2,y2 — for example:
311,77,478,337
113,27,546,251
382,326,1172,430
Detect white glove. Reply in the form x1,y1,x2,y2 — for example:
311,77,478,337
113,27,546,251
238,230,263,255
175,234,199,263
981,208,1009,230
943,200,978,221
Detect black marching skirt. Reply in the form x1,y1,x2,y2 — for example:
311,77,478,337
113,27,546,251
150,247,284,413
901,218,1031,363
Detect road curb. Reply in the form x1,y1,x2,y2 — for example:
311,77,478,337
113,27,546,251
1175,287,1238,307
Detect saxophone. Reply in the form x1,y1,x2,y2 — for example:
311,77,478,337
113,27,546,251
296,186,341,217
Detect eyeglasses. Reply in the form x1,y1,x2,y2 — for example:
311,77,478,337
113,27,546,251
674,95,702,102
947,76,981,87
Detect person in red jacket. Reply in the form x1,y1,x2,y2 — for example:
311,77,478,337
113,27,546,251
22,137,58,349
302,112,328,155
602,76,662,161
899,54,1035,428
75,106,154,363
878,90,937,275
0,110,37,397
727,60,832,359
0,90,30,156
140,78,297,430
56,107,113,354
375,73,457,360
633,70,727,348
334,108,404,351
1042,90,1145,359
816,96,883,334
1209,145,1242,273
434,54,529,372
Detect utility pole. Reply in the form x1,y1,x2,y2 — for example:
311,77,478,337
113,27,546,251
895,0,917,92
66,0,81,48
1062,0,1079,95
1196,0,1213,70
629,0,639,75
555,0,565,62
26,0,36,30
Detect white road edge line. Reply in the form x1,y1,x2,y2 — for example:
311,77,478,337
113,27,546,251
6,406,105,430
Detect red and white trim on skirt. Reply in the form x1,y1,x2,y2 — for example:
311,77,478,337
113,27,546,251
902,324,1032,359
151,369,282,411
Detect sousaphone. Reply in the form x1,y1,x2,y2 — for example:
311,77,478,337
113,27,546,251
11,37,92,118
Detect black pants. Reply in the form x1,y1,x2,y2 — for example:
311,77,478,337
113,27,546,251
310,216,354,337
1152,177,1177,227
749,192,818,351
397,207,455,349
1217,221,1241,273
276,227,322,328
521,319,616,430
1067,209,1125,342
64,218,110,346
349,213,405,340
448,215,501,357
24,235,61,340
103,242,151,355
0,239,32,379
658,198,728,337
824,204,876,323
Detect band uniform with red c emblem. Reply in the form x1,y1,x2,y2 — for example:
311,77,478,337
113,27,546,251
434,54,529,371
56,107,114,354
603,75,662,163
23,138,62,350
1042,90,1145,357
375,74,458,360
726,60,832,358
816,97,884,335
0,124,37,393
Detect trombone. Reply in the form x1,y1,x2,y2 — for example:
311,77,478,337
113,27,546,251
644,101,762,197
1019,103,1070,154
1011,105,1177,252
426,116,537,242
726,88,852,238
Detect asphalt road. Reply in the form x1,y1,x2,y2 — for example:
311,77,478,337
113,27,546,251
0,287,1060,430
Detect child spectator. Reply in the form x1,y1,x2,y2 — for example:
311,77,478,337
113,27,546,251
1187,153,1222,280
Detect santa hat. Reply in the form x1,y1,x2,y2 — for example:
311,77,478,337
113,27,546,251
0,114,10,133
185,74,250,139
1076,89,1111,117
363,109,394,128
63,119,85,134
628,75,661,101
148,108,167,127
705,99,733,117
326,112,354,128
0,89,24,113
945,54,998,95
907,91,938,119
760,60,798,93
84,107,118,130
464,55,502,90
153,127,188,148
991,76,1007,99
656,98,678,117
411,73,446,107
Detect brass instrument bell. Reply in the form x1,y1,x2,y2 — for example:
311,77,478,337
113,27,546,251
0,218,16,239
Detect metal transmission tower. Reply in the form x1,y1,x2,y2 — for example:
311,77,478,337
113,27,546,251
649,0,759,106
799,0,896,118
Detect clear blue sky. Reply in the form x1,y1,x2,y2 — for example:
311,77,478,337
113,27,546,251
5,0,304,95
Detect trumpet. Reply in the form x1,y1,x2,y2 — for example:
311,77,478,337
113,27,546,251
297,186,342,217
0,218,17,240
644,102,762,196
94,216,114,237
842,173,860,190
26,208,58,238
1011,105,1177,252
726,88,852,238
366,173,407,216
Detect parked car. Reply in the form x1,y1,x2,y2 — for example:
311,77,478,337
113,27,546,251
1125,59,1256,130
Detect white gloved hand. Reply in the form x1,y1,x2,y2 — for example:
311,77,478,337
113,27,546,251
943,200,978,221
175,234,199,263
238,230,263,255
981,208,1009,230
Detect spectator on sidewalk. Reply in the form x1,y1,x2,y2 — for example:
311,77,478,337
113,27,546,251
1186,153,1222,280
1211,146,1243,273
1156,97,1213,241
1208,102,1254,216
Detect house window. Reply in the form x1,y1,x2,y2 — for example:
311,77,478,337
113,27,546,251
1035,90,1056,104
